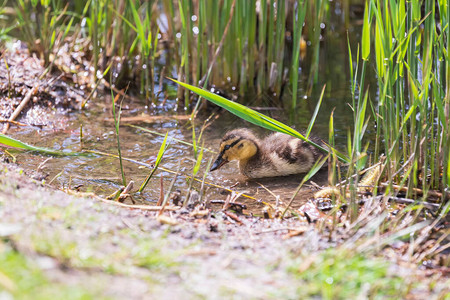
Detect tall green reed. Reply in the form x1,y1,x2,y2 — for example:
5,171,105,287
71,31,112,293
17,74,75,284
167,0,324,108
138,132,170,192
350,0,449,203
7,0,328,109
110,88,126,186
290,0,307,108
14,0,74,66
305,0,328,95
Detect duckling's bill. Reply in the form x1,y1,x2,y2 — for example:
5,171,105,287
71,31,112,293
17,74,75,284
210,154,229,171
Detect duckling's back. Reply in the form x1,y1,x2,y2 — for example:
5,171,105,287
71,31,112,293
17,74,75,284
261,132,325,176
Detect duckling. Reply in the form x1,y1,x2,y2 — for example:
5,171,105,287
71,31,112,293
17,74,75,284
210,128,325,178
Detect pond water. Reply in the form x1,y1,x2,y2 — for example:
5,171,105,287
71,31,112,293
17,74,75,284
8,98,331,215
5,2,376,215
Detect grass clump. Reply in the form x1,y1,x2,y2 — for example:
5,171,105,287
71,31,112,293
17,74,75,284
291,248,410,299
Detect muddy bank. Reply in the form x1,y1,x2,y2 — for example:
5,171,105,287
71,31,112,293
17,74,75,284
0,44,84,131
0,162,448,299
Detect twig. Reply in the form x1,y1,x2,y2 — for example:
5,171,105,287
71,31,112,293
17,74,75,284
210,200,247,210
318,195,441,211
335,161,383,187
223,210,243,225
254,227,304,235
2,85,38,134
222,191,242,210
118,180,134,203
159,165,180,215
157,175,164,206
0,119,28,127
37,157,52,171
66,189,180,211
256,181,281,206
381,183,446,199
102,79,142,103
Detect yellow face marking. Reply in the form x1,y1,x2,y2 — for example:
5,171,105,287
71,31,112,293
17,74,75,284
220,137,257,162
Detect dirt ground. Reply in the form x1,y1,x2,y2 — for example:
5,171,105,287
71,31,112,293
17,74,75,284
0,162,449,299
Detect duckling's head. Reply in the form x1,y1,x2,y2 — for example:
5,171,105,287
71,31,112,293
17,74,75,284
210,129,259,172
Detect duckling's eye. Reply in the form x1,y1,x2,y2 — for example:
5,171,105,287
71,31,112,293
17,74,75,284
224,144,231,151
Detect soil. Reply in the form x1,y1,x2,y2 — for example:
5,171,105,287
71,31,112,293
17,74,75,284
1,162,449,299
0,162,325,298
0,43,84,129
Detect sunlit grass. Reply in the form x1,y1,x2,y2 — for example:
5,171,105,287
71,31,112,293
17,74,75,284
0,242,100,299
291,248,410,299
351,0,449,203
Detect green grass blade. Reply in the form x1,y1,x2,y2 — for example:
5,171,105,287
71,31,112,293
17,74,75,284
138,132,170,193
0,134,90,157
169,78,349,163
111,87,126,186
192,143,204,176
347,33,355,95
362,0,371,60
281,154,329,218
306,84,325,139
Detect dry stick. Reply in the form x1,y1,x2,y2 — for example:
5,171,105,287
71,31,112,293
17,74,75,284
158,167,180,216
409,203,450,261
0,119,28,127
257,182,281,207
317,195,441,212
223,210,243,225
415,232,450,262
381,183,446,199
335,161,383,187
66,189,180,211
37,157,52,171
118,180,134,203
102,79,142,103
366,195,439,210
157,175,164,206
2,85,38,134
210,200,247,210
